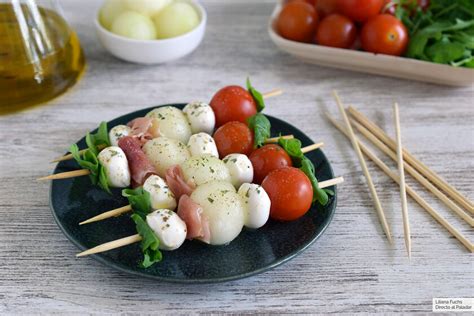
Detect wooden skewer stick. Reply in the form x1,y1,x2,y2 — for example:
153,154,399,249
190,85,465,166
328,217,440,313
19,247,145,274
394,103,411,258
333,91,392,244
76,234,142,257
350,116,474,227
79,205,133,225
51,144,107,163
265,134,294,143
301,142,324,154
37,169,90,181
348,106,474,214
262,89,283,99
319,176,344,188
327,113,473,253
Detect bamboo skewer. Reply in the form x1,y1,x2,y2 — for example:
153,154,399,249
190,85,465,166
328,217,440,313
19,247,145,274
393,103,411,258
348,106,474,214
350,117,474,227
319,176,344,188
327,113,473,253
265,134,294,143
301,142,324,154
333,91,392,244
262,89,283,99
37,169,90,181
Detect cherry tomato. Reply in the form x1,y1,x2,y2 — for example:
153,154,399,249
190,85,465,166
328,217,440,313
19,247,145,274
210,86,257,128
249,144,293,184
337,0,383,22
213,121,254,157
276,1,319,43
361,14,408,56
287,0,315,5
316,0,340,17
315,14,357,48
262,167,313,221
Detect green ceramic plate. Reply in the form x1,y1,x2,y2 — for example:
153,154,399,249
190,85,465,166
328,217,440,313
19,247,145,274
50,104,337,283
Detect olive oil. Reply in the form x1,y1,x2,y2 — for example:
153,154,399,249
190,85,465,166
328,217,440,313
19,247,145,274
0,3,85,115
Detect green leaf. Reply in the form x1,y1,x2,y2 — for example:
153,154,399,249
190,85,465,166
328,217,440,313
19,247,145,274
70,144,111,193
426,41,466,63
246,77,265,112
130,214,162,268
85,121,111,155
247,113,271,148
300,157,329,205
122,187,152,218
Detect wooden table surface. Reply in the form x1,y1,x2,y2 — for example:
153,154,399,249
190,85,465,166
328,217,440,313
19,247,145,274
1,0,472,314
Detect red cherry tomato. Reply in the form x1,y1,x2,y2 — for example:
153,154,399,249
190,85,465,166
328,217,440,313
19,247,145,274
361,14,408,56
276,2,319,43
213,121,254,157
316,14,357,48
337,0,384,22
262,167,313,221
316,0,340,17
249,144,293,184
210,86,257,128
287,0,315,5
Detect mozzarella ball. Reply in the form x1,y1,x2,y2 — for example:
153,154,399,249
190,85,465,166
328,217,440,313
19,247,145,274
181,154,231,187
109,124,132,147
143,137,190,177
223,154,254,188
124,0,172,16
191,181,244,245
146,209,187,251
97,146,131,188
146,106,192,144
187,133,218,158
143,175,176,210
183,102,215,135
111,11,156,40
238,183,271,229
99,0,127,30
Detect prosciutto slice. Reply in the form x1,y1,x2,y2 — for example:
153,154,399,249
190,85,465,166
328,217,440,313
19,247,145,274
118,136,157,187
177,195,211,244
127,117,158,146
165,165,196,200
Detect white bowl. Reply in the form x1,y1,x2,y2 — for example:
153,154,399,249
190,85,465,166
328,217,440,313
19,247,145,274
95,0,207,64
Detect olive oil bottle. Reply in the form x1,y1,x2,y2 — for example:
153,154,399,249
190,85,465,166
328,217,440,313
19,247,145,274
0,2,85,115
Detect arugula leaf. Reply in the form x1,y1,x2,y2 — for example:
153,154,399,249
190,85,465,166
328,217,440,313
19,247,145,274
130,214,162,268
247,113,271,148
122,187,152,219
70,144,111,193
246,77,265,112
85,121,110,156
426,41,465,63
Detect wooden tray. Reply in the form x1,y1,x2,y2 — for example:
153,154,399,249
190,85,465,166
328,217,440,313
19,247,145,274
268,3,474,86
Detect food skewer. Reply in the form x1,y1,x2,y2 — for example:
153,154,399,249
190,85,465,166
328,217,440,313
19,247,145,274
348,106,474,214
76,176,344,257
333,91,393,243
393,103,411,258
350,115,474,227
327,113,473,253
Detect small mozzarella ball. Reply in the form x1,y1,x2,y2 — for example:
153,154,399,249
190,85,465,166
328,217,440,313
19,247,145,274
191,181,244,245
143,137,190,177
146,209,187,251
153,2,200,39
109,125,132,147
183,102,215,134
124,0,172,17
97,146,131,188
111,11,156,40
181,154,231,187
223,154,254,188
238,183,271,229
99,0,127,30
187,133,218,158
146,106,192,144
143,175,176,210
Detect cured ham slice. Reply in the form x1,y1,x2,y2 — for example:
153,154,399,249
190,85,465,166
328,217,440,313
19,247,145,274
177,195,211,244
118,136,157,187
165,165,195,200
127,117,158,145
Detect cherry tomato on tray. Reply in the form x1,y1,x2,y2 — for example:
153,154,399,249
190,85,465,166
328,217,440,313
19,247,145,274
337,0,384,22
249,144,293,184
210,86,257,128
315,14,357,48
361,14,408,56
276,1,319,43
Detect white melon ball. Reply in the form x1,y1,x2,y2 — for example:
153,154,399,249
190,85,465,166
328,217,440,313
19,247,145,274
111,11,156,40
124,0,173,16
99,0,128,30
146,106,192,144
181,154,231,187
191,181,244,245
143,137,190,177
153,2,200,39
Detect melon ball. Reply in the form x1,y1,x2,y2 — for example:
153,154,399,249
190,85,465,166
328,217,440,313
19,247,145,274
99,0,128,30
124,0,173,17
153,2,200,39
111,11,157,40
